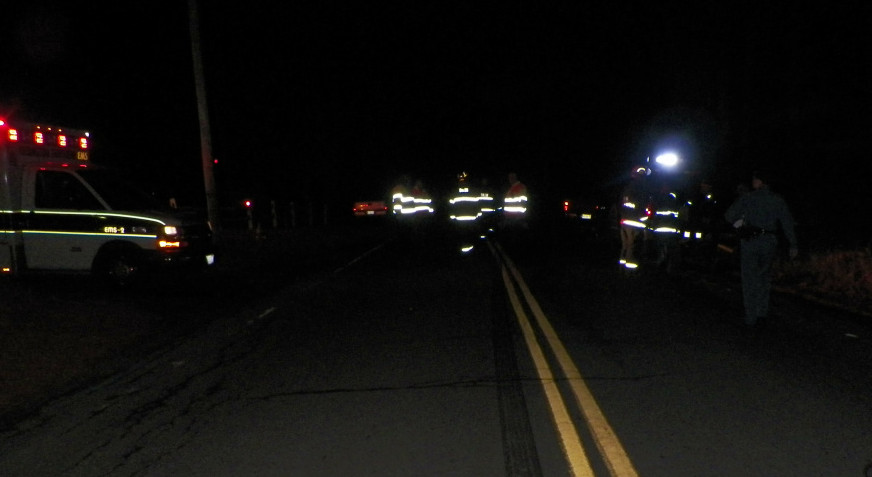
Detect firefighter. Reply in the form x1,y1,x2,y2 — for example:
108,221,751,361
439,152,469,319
647,179,683,273
391,174,411,216
680,179,720,269
685,180,718,238
448,171,480,222
502,171,529,231
448,171,486,251
619,166,649,270
410,179,425,199
407,179,434,216
477,177,498,231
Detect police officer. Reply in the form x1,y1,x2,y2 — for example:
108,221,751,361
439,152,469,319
724,169,798,329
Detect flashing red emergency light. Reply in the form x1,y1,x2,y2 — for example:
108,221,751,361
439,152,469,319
1,119,89,150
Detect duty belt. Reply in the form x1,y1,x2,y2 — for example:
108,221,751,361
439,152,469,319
737,225,772,239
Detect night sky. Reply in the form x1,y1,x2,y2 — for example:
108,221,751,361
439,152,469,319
1,2,869,236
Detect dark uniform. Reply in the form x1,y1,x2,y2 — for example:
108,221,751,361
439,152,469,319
724,173,798,327
680,181,721,269
619,168,648,270
647,185,682,272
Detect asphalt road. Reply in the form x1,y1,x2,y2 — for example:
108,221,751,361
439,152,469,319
1,219,870,476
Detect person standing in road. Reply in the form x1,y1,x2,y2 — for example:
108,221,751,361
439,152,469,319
647,179,683,273
391,174,411,216
502,172,529,230
410,179,426,199
724,169,798,329
618,166,649,270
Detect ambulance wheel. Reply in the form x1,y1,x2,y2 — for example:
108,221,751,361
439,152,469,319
94,248,140,287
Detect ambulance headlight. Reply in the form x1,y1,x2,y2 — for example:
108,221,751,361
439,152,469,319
164,225,179,236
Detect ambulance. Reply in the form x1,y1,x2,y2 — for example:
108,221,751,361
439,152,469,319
0,117,215,285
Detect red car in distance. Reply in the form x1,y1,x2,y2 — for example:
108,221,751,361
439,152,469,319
353,200,389,217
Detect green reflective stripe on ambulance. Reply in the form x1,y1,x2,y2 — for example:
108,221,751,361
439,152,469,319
21,230,156,238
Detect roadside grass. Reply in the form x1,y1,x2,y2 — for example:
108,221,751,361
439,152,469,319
775,247,872,317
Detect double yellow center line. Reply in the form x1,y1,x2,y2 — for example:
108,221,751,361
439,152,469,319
490,241,639,477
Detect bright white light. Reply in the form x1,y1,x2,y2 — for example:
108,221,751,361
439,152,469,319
655,153,679,167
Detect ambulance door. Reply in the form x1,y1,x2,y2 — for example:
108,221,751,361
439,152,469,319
0,211,13,273
20,168,105,271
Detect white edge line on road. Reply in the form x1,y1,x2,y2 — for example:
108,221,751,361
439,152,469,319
258,307,276,319
333,242,387,274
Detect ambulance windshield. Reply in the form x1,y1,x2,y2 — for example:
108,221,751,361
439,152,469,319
77,169,167,212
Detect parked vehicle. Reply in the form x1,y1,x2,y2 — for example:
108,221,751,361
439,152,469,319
0,117,215,285
353,200,389,217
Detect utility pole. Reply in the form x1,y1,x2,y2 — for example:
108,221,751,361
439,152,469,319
188,0,221,241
